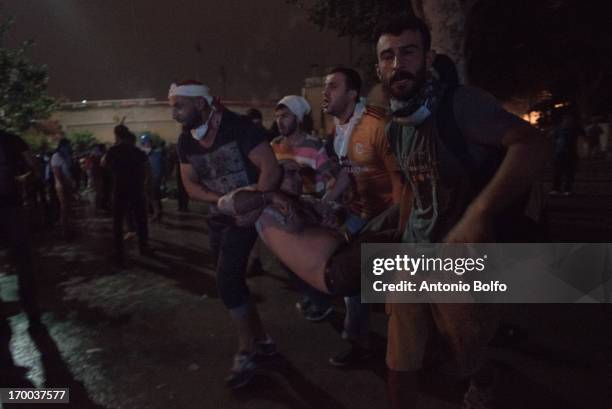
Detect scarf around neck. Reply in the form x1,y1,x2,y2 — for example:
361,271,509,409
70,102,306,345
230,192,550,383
390,76,442,126
387,76,444,243
333,102,366,161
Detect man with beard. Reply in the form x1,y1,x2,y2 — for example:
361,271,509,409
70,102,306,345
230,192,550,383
271,95,338,321
376,16,549,408
170,80,282,389
322,67,403,366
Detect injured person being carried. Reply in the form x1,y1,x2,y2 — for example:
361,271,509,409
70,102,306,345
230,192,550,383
216,159,400,296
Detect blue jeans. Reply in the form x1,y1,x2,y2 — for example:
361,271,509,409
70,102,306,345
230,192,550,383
343,213,369,344
208,218,258,317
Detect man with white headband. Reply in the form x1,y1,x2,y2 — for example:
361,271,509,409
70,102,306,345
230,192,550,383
169,79,282,389
271,95,339,322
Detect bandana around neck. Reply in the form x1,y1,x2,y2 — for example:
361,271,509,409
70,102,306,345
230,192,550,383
333,102,366,160
191,97,225,148
390,76,443,126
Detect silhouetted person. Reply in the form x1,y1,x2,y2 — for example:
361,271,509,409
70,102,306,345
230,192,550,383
103,125,151,266
51,138,76,238
0,131,41,325
551,114,583,195
140,133,164,221
246,107,274,142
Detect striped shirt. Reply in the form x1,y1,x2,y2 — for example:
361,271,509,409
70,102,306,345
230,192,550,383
271,134,336,196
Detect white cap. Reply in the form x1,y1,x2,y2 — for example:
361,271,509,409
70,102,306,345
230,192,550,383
276,95,311,122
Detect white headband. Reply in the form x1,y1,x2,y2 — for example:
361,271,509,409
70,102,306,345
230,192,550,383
168,83,213,104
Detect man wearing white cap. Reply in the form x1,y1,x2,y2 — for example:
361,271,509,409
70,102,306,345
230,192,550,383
271,95,338,321
169,79,282,389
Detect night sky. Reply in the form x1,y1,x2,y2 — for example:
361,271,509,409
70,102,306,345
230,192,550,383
2,0,356,102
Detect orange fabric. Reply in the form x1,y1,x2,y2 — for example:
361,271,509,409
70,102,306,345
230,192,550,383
346,108,401,220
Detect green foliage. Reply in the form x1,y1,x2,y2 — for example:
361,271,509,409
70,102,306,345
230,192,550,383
0,16,56,133
21,128,51,153
67,130,98,153
286,0,413,85
286,0,411,42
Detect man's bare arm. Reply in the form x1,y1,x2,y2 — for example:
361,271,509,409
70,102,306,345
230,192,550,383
179,163,221,204
445,124,551,242
52,166,66,190
322,167,351,202
247,141,282,192
22,150,40,179
15,149,40,183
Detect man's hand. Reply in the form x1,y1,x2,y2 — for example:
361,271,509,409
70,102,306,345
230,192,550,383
15,172,32,184
269,192,298,218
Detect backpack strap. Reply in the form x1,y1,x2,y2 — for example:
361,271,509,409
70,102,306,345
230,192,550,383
435,85,478,181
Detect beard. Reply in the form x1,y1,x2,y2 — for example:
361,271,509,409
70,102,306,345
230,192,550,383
181,109,203,130
279,119,298,137
383,64,427,101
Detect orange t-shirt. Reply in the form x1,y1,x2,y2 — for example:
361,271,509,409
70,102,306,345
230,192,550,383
345,106,401,219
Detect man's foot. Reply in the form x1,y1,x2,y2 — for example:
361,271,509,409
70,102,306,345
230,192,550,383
225,350,257,389
123,231,137,241
548,190,559,195
303,305,334,322
254,335,277,358
329,344,373,367
462,380,496,409
562,191,572,196
295,298,312,314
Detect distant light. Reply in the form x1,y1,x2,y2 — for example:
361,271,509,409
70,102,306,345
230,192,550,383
554,103,567,108
523,111,541,125
82,99,87,104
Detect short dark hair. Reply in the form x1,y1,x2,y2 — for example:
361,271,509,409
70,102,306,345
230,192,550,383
376,15,431,52
328,66,362,101
114,124,135,143
246,108,263,121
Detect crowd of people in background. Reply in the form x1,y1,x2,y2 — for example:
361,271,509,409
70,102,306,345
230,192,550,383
3,13,612,409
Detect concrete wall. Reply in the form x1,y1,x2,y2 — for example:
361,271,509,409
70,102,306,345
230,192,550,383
53,99,276,144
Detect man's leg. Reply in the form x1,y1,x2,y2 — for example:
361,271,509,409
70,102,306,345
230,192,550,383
432,304,500,408
329,295,371,366
112,194,127,265
177,171,189,211
132,193,150,254
0,207,40,324
330,213,371,365
386,303,433,409
286,267,334,321
211,221,269,388
258,223,340,293
57,188,73,238
151,181,163,221
216,224,263,347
